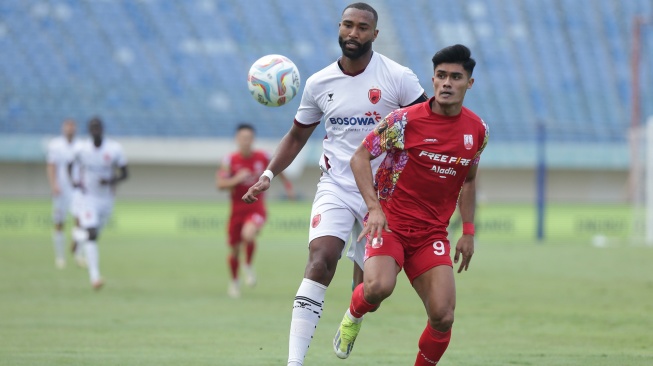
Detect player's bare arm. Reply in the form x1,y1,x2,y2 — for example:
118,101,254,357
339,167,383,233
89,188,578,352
47,162,60,195
350,144,390,243
242,123,317,203
454,164,478,273
100,166,128,186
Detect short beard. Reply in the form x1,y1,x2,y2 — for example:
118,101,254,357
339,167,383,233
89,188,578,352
338,36,373,60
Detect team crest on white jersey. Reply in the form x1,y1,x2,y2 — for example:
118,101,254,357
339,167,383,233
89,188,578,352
368,87,381,104
464,134,474,150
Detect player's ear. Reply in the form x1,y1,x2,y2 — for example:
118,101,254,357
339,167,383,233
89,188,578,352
467,77,474,89
373,29,379,41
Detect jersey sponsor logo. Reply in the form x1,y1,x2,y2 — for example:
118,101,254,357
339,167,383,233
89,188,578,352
368,88,381,104
423,138,439,143
311,213,321,228
418,150,472,166
464,134,474,150
328,93,334,102
328,116,377,126
430,165,457,177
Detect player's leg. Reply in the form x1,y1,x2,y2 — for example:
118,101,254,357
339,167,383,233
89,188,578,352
287,190,355,366
334,232,403,359
227,214,243,298
51,195,67,269
70,190,85,267
408,238,456,366
240,212,265,287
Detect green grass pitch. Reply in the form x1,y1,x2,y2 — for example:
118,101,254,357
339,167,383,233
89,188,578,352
0,200,652,365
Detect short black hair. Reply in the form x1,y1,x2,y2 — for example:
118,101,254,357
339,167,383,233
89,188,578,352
432,44,476,77
236,123,255,134
343,2,378,25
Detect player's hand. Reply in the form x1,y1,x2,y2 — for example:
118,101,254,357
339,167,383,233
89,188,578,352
234,168,252,183
242,176,270,203
454,234,475,273
358,206,391,246
99,178,114,185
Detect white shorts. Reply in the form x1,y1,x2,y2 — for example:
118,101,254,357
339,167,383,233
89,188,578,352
308,178,367,269
78,195,114,231
52,190,73,224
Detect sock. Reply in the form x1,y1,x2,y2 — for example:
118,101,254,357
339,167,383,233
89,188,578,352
414,322,452,365
52,231,65,261
349,283,377,319
287,278,327,366
228,254,239,280
245,241,255,266
85,241,101,283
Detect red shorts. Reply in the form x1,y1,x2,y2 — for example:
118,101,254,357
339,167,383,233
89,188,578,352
364,225,452,283
228,210,266,246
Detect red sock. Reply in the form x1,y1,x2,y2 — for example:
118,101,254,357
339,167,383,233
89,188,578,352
245,241,255,265
349,283,378,318
414,322,451,365
228,254,239,280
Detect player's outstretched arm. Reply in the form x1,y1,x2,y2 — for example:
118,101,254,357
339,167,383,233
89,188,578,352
242,123,316,203
454,165,478,273
47,162,59,195
351,144,389,243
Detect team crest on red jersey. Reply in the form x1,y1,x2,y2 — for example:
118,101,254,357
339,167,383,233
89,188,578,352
368,88,381,104
464,134,474,150
311,214,321,228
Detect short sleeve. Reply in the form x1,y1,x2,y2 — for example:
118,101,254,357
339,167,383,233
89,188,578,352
363,109,407,158
294,78,323,126
398,67,425,107
114,143,128,167
472,120,489,165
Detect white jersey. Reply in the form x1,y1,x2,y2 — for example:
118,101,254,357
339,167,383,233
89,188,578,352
74,139,127,199
295,52,424,192
47,136,79,194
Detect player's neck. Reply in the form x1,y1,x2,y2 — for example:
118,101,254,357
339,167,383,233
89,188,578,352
431,100,463,117
339,51,373,76
240,149,252,157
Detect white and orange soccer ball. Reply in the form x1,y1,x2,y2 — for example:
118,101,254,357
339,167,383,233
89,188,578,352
247,54,300,107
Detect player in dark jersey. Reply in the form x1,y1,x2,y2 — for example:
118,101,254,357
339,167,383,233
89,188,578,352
217,123,294,298
333,45,489,365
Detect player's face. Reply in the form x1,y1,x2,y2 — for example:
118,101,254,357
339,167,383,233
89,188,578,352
432,63,474,107
338,8,378,60
88,121,103,142
62,120,76,139
235,128,254,154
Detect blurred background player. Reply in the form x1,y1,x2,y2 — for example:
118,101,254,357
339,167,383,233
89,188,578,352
46,119,84,268
217,123,295,298
334,44,489,364
70,117,128,290
242,3,427,365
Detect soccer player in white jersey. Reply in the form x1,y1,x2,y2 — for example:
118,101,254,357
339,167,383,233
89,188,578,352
46,119,84,269
70,117,128,290
242,3,427,365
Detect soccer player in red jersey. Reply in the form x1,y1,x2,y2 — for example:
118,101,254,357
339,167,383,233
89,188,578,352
217,123,295,298
333,44,489,364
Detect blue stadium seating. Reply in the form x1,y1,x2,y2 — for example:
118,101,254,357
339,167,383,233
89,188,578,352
0,0,651,142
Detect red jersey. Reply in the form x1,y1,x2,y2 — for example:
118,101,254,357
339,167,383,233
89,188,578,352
363,98,489,237
220,150,269,214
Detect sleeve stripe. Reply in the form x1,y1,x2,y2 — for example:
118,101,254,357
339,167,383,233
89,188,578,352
294,119,320,128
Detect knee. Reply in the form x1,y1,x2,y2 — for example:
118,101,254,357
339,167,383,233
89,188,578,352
304,256,334,283
363,277,394,304
428,308,454,332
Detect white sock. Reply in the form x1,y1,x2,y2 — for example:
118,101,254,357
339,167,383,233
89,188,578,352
52,231,65,261
85,241,100,283
288,278,327,366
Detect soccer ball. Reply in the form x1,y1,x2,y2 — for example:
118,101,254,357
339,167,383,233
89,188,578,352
247,54,300,107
